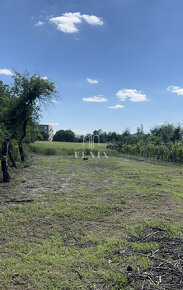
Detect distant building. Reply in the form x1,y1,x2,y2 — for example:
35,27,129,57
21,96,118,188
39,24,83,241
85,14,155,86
38,124,54,141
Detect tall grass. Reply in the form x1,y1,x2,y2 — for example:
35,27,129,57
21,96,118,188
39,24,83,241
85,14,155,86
30,141,119,157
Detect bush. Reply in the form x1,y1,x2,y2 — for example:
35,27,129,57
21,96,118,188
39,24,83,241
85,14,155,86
118,140,183,163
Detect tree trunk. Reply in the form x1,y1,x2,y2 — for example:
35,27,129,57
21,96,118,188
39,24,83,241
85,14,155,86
18,120,27,162
8,147,17,168
1,137,10,182
18,139,25,162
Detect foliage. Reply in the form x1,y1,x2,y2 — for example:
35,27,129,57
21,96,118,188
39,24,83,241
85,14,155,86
119,138,183,163
38,131,49,141
32,123,183,164
0,71,57,166
75,126,146,144
0,81,11,142
5,71,57,141
53,129,75,142
109,124,183,164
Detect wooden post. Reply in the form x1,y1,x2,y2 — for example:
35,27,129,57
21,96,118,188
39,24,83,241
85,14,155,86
1,137,10,182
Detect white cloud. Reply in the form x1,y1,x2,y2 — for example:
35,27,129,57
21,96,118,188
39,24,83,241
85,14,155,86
167,86,183,95
35,21,45,26
86,78,98,84
82,14,103,25
49,12,103,34
108,104,124,109
0,68,13,76
41,76,48,80
82,96,107,102
116,89,147,102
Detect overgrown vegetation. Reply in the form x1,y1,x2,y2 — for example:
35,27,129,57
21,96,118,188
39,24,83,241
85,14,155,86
74,124,183,164
30,141,120,156
0,71,57,181
34,124,183,164
117,124,183,163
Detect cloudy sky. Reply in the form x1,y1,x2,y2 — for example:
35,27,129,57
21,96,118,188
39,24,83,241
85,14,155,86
1,0,183,134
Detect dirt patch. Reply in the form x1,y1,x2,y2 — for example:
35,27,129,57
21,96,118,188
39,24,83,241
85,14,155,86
122,226,183,289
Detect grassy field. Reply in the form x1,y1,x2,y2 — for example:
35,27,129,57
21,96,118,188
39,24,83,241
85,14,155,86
0,150,183,289
30,141,118,157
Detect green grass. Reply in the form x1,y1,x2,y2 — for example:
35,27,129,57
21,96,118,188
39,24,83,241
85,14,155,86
0,151,183,289
30,141,119,156
130,241,160,252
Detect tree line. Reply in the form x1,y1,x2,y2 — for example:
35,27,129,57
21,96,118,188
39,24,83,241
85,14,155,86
116,124,183,163
0,71,57,182
53,124,183,163
107,124,183,163
52,128,145,143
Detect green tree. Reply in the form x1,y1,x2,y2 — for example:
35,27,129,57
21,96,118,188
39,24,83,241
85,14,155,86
38,131,49,141
5,71,57,161
0,81,11,140
0,81,15,181
53,129,75,142
150,124,174,143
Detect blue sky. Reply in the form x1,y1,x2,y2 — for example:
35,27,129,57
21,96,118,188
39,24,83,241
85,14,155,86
1,0,183,134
